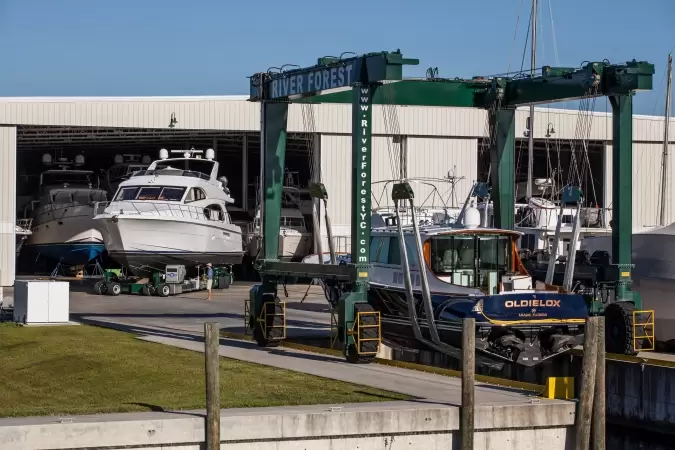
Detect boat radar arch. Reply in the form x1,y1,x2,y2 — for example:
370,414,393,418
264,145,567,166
463,203,481,229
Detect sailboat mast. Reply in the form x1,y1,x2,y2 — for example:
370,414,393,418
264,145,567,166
659,53,672,226
526,0,537,199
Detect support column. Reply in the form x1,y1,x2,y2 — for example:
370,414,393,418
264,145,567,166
311,133,323,254
337,83,376,360
242,134,248,210
610,94,634,300
400,136,408,179
0,126,17,288
489,109,516,230
260,101,289,262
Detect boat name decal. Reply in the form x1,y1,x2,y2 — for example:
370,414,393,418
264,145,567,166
504,299,561,308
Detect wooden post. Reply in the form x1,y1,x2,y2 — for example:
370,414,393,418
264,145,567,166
461,318,475,450
575,316,599,450
592,316,606,449
204,322,221,450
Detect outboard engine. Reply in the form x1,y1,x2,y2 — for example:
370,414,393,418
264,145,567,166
487,328,526,362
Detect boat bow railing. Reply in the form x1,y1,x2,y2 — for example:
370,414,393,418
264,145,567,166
94,201,226,223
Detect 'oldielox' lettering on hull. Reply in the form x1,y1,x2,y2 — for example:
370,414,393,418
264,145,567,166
271,64,354,98
505,299,561,308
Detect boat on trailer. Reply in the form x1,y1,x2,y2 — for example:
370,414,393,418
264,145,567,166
93,148,245,276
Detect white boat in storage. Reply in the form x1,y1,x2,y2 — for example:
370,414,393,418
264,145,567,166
94,148,245,275
23,155,108,266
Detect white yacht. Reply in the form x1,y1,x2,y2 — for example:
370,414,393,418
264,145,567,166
245,172,313,261
23,155,108,266
478,190,608,259
102,154,150,199
15,218,33,257
246,207,312,261
94,148,245,274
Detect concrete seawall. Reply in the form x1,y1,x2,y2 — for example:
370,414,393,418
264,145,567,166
0,401,576,450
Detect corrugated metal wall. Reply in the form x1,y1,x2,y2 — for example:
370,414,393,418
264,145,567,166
632,142,672,228
0,126,16,286
406,137,477,208
0,97,671,143
605,142,674,230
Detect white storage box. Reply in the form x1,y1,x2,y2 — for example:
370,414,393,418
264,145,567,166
13,280,70,324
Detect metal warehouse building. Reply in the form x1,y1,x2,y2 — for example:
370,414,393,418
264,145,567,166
0,95,673,288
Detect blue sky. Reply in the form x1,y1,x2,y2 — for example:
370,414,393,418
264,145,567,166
0,0,673,115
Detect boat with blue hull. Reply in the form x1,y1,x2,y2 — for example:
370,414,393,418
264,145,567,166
304,210,589,367
23,155,108,268
24,242,105,266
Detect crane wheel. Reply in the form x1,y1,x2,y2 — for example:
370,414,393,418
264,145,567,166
605,301,638,355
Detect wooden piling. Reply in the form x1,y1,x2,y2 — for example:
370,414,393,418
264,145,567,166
575,316,599,450
592,316,606,449
461,318,476,450
204,322,221,450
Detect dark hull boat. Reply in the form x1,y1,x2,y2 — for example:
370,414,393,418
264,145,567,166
305,212,589,367
367,285,586,366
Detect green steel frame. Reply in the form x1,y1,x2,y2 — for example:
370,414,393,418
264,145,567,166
247,52,654,360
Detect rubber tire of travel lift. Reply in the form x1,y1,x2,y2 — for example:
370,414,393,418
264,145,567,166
93,280,107,295
219,275,231,289
253,301,284,348
157,283,171,297
107,281,122,296
605,301,638,355
345,303,379,364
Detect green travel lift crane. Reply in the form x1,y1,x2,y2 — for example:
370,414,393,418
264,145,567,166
247,51,655,362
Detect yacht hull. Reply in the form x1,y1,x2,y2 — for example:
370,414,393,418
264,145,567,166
247,231,312,261
97,214,244,274
25,206,105,265
367,284,587,367
15,232,30,257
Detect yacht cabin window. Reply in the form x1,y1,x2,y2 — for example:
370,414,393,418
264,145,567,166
185,187,207,203
114,186,186,201
429,234,511,293
204,204,227,222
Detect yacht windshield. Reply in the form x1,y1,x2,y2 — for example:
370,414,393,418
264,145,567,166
115,186,186,201
42,172,92,186
429,234,512,294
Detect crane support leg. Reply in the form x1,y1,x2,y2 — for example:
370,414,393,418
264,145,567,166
489,108,516,229
250,101,289,346
609,94,640,306
339,82,380,363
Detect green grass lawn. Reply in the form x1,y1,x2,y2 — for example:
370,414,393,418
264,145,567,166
0,323,408,418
